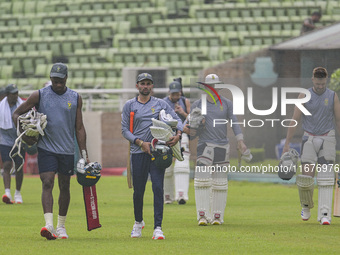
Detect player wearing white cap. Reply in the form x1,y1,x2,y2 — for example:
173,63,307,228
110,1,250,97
185,74,251,225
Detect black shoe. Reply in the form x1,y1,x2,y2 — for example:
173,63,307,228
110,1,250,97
178,198,186,205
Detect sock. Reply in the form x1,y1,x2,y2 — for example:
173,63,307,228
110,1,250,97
44,213,53,227
15,190,21,196
57,215,66,228
5,189,11,199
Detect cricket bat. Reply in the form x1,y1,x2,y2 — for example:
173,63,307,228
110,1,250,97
333,179,340,216
127,112,134,189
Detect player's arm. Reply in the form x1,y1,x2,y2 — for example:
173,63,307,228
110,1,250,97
75,95,89,162
333,93,340,134
282,93,304,153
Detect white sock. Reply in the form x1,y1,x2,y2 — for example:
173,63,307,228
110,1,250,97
15,190,21,196
5,188,11,195
44,213,54,227
57,215,66,228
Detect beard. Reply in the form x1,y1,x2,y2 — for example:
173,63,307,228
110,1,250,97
140,89,151,96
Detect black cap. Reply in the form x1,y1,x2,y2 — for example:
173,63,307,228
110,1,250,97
169,81,182,93
5,84,18,94
50,63,68,78
136,73,153,83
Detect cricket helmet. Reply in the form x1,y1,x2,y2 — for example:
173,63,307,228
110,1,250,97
151,138,173,169
77,162,102,187
278,148,299,180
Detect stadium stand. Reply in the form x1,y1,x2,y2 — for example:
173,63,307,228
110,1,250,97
0,0,339,103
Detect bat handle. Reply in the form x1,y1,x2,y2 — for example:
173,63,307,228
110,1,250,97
129,112,134,133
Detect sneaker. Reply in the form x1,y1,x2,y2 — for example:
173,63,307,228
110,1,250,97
2,194,13,204
198,216,208,226
320,217,331,225
178,197,186,205
301,208,311,221
40,225,57,240
56,226,69,239
14,193,23,204
131,221,144,238
152,227,165,240
211,218,222,225
164,195,173,204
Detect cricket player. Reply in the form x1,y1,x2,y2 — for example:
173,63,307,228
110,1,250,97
13,63,90,239
283,67,340,225
184,74,250,225
163,80,191,205
121,73,183,240
0,84,25,204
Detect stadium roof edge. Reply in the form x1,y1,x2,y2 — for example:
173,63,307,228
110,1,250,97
270,22,340,51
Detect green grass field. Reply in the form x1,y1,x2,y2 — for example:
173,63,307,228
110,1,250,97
0,175,339,255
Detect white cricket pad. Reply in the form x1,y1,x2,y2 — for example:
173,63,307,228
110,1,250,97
164,164,174,201
296,175,314,209
211,176,228,223
317,166,335,222
194,178,212,220
174,156,190,201
150,118,184,161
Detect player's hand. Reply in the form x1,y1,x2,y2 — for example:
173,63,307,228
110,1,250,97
237,140,247,154
282,144,290,154
166,135,180,147
141,142,151,155
183,124,190,135
175,104,185,115
22,134,38,146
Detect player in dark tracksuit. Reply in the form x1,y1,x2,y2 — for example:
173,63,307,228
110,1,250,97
121,73,183,240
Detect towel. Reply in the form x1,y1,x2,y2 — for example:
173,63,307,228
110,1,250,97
0,96,24,130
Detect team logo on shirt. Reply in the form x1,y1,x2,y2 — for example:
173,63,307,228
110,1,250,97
68,101,72,109
325,98,328,106
151,107,155,114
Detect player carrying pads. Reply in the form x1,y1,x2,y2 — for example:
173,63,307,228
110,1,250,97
121,73,183,240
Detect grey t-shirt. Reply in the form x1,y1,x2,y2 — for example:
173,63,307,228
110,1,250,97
302,87,335,135
0,104,18,146
36,86,78,155
191,96,242,146
121,96,183,154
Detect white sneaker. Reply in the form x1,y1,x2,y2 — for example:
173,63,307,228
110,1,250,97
198,217,208,226
56,226,69,239
40,225,57,240
14,193,23,204
301,208,311,221
320,217,331,225
131,221,144,238
152,227,165,240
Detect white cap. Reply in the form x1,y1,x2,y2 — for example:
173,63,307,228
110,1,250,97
204,74,222,84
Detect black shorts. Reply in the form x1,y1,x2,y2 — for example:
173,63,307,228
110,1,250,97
37,147,74,176
0,144,25,166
